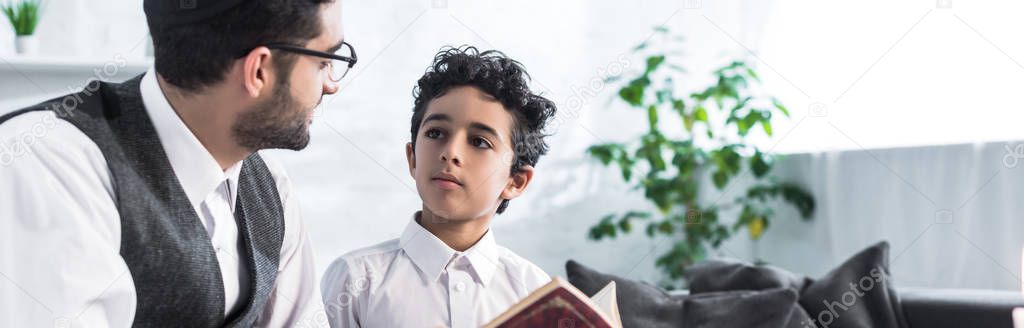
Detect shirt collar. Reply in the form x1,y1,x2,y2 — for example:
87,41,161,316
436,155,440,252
140,68,244,212
399,212,501,286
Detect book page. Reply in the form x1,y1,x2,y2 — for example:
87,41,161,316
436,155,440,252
589,282,622,328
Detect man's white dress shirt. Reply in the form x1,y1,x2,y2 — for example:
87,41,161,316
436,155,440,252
321,213,550,328
0,70,327,327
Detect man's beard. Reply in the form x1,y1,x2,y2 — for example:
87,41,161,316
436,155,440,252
232,78,314,151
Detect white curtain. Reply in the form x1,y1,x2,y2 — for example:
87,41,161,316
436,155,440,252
723,140,1024,291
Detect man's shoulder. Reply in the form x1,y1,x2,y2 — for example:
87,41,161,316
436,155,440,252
1,109,57,136
0,83,119,168
253,150,289,179
2,80,118,128
252,151,297,201
0,109,108,173
0,109,117,221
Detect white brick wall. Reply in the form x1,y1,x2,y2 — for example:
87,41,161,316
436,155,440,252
0,0,748,286
7,0,1024,293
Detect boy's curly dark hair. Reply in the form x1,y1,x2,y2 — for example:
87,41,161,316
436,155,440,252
410,46,557,214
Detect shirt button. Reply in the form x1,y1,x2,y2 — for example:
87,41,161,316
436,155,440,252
455,282,466,292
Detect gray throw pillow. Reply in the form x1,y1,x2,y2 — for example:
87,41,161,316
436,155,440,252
681,241,910,328
799,241,910,328
682,288,814,328
566,260,685,328
684,258,814,294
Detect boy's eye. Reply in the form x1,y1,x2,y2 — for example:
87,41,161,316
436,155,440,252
424,128,444,139
320,61,331,70
471,137,493,149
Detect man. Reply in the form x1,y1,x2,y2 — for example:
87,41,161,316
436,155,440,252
0,0,353,326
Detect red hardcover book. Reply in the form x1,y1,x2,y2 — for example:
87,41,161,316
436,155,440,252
484,277,622,328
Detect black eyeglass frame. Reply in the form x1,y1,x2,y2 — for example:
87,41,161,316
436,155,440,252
259,41,358,81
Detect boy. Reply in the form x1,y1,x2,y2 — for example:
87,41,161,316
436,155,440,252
321,46,557,328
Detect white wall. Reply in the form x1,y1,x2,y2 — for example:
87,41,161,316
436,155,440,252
276,0,749,285
4,0,1024,290
2,0,750,285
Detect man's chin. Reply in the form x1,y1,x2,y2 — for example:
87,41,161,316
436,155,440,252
239,127,310,151
277,132,311,151
234,99,313,151
277,119,312,150
279,141,310,151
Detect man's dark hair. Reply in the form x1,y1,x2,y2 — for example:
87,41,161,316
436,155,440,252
410,46,557,214
148,0,333,92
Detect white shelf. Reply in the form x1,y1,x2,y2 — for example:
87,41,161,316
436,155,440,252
0,55,151,75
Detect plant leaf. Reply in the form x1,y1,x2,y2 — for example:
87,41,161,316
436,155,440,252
645,55,666,74
746,67,760,82
712,170,728,189
694,106,708,123
618,76,650,107
772,98,790,117
750,150,772,178
748,216,765,240
647,105,659,130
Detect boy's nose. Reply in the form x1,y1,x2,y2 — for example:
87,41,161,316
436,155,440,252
440,145,462,166
440,153,461,166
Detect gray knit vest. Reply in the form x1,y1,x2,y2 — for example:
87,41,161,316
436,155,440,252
0,76,285,327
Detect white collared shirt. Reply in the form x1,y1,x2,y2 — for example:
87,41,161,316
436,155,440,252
0,69,327,327
321,213,550,328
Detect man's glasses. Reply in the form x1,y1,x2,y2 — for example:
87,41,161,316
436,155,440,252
264,41,358,82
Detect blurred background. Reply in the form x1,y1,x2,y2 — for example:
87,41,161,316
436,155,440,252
3,0,1024,291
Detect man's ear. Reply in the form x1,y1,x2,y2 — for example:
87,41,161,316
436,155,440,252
406,142,416,177
242,46,274,98
501,165,534,200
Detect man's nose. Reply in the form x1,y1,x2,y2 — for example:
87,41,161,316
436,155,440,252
323,78,340,95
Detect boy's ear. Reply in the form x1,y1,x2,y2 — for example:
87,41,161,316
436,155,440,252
501,165,534,201
405,142,416,177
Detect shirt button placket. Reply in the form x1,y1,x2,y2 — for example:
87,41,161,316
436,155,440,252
447,259,473,328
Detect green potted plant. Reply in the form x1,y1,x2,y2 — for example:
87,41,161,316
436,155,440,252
586,27,815,286
2,0,42,55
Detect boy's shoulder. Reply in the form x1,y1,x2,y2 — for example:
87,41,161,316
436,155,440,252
493,244,550,284
324,238,402,275
494,244,538,268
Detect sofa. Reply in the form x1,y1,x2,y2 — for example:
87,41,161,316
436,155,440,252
661,288,1024,328
566,241,1024,328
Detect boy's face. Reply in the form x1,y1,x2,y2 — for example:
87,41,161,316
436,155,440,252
406,86,533,220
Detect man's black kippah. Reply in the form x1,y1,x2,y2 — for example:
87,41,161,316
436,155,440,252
144,0,246,25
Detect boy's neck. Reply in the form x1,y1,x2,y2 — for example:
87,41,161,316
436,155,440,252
417,209,493,252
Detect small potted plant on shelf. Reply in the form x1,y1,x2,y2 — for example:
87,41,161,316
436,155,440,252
3,0,42,55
